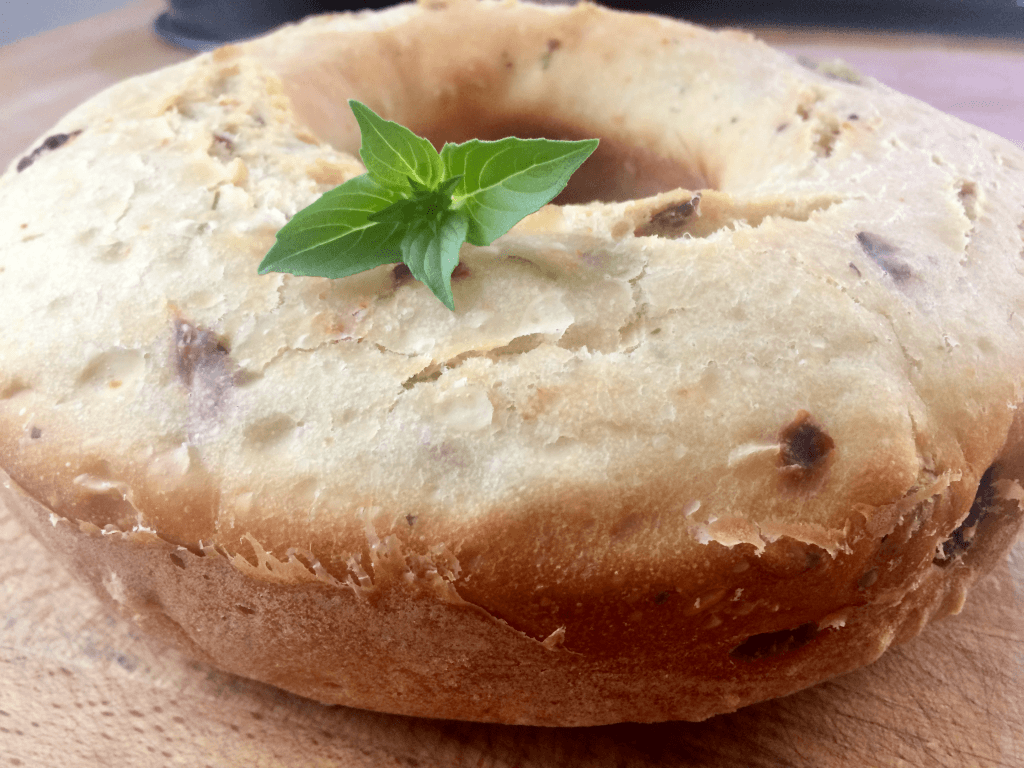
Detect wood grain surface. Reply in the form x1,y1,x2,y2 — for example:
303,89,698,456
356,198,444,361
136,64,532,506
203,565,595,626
2,3,1023,766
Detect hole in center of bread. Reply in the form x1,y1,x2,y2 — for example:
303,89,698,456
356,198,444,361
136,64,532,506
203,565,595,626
271,15,716,204
281,89,711,204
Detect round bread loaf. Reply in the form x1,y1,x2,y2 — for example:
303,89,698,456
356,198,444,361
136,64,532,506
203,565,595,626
2,0,1024,726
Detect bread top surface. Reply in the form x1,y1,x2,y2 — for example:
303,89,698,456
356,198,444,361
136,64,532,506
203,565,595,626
2,0,1024,649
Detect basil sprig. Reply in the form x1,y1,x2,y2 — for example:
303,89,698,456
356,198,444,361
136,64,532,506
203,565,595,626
258,101,599,310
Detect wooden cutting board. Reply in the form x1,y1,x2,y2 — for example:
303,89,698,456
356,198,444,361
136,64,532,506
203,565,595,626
1,3,1023,765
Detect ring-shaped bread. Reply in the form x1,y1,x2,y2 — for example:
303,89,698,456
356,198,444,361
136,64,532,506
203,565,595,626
2,0,1024,725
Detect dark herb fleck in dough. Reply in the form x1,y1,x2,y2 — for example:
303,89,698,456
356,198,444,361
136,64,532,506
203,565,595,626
780,411,834,469
540,38,562,69
174,318,231,387
778,410,835,487
16,130,83,173
857,568,879,590
173,317,238,437
635,194,702,239
392,263,413,286
856,231,913,282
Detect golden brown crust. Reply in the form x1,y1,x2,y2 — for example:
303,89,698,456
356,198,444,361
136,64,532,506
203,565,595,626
2,0,1024,725
5,450,1022,726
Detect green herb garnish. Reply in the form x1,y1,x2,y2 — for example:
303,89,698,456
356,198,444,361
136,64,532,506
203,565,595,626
258,101,599,310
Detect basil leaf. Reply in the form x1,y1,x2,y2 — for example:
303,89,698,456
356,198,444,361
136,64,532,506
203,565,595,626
259,101,598,311
441,137,599,246
408,177,431,194
258,174,404,278
400,209,470,311
368,175,463,225
349,100,444,192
